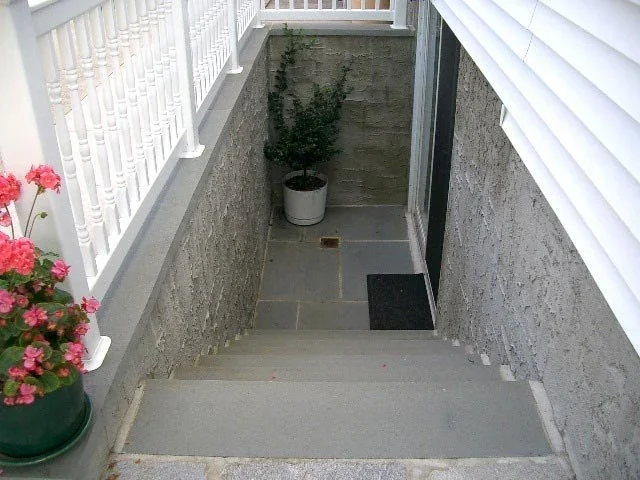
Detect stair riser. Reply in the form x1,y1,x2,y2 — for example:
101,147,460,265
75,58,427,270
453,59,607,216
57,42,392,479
173,365,501,382
197,353,486,368
249,330,441,340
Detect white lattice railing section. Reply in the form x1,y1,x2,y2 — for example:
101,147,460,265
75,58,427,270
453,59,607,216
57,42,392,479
0,0,260,369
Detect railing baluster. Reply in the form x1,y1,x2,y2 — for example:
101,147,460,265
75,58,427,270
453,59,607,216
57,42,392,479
188,0,203,106
201,0,215,89
115,0,149,193
158,0,178,147
104,0,141,205
227,0,243,73
91,6,131,220
75,14,121,239
138,0,163,175
39,33,98,278
127,0,154,185
174,0,205,157
164,0,184,131
57,23,110,257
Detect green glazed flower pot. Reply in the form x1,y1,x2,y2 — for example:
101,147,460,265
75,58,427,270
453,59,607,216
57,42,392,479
0,377,86,458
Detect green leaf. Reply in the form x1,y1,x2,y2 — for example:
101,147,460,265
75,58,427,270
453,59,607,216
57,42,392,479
0,346,25,372
49,350,64,366
23,376,42,390
67,366,79,384
3,380,19,397
39,371,60,393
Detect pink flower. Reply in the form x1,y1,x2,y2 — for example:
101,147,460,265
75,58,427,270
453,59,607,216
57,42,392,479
0,210,11,227
25,165,61,193
16,383,37,405
15,295,28,308
64,342,84,365
7,366,28,380
50,259,70,281
11,237,35,275
0,173,21,205
0,289,14,314
3,397,15,406
73,322,89,338
22,345,43,371
81,297,100,314
57,367,70,378
23,305,47,327
0,233,12,275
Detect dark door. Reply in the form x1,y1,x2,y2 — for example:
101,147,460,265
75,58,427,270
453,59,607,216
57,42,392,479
425,20,460,301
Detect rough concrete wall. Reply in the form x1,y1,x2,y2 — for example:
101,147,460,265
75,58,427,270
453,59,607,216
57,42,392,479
145,49,270,374
268,33,414,205
436,48,640,480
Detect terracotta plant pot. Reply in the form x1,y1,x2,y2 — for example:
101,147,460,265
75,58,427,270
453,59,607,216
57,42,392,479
0,377,86,458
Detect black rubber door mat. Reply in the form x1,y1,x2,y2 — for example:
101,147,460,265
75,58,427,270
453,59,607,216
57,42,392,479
367,274,434,330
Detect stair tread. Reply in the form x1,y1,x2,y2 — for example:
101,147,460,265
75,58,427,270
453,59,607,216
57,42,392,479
125,379,551,459
197,352,485,368
224,338,470,355
173,361,501,381
249,329,440,338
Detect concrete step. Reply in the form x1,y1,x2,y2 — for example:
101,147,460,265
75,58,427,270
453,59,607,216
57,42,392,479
224,337,469,356
197,352,487,370
124,379,551,459
173,359,501,381
248,329,441,339
108,456,574,480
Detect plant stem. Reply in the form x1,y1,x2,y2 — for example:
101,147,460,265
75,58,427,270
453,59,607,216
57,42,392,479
24,189,41,239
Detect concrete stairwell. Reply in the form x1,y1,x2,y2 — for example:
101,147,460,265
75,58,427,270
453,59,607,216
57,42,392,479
109,329,575,479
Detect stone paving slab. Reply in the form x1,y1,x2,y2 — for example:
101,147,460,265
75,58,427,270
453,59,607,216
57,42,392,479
298,302,370,329
341,241,413,300
124,380,551,459
260,242,339,301
269,206,408,243
221,460,407,480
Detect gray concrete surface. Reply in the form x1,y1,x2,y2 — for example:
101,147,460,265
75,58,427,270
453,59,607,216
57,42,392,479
268,31,415,205
123,379,551,458
196,352,487,369
341,241,414,300
436,47,640,479
255,301,299,329
104,456,574,480
298,301,370,329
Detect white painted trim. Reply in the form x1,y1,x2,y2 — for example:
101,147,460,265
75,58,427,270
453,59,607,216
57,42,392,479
260,9,393,21
407,211,437,327
31,0,105,36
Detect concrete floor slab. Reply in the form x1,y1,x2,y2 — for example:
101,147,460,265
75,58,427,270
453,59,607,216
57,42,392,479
124,380,552,459
298,302,370,330
106,458,208,480
260,242,339,301
254,301,298,329
270,207,304,242
341,242,413,300
301,206,408,242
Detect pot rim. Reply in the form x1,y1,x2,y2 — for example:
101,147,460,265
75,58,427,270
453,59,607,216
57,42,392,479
282,170,328,192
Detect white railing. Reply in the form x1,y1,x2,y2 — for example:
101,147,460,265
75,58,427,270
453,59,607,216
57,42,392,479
260,0,407,28
0,0,406,369
0,0,260,369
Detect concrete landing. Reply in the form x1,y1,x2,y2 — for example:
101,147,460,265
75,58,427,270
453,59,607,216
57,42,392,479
123,380,551,459
106,455,574,480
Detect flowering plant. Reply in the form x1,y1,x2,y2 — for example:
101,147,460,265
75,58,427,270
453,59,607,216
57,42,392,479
0,166,99,407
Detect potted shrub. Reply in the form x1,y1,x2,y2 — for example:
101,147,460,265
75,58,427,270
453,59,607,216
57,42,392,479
0,166,98,463
265,26,352,225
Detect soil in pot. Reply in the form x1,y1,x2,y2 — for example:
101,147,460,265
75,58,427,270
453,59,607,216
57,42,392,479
284,174,327,191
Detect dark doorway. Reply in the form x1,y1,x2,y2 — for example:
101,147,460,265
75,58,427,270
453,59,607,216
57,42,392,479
425,20,460,301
